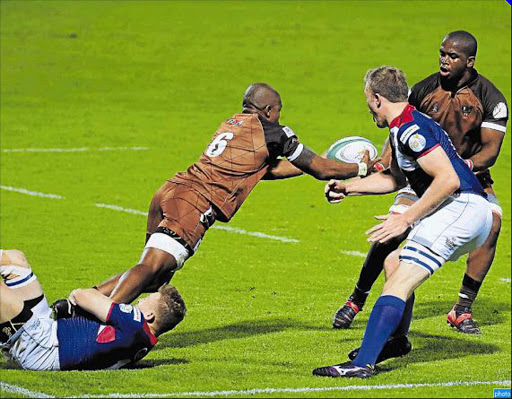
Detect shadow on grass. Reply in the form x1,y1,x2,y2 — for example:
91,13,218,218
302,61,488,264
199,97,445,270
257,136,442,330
377,330,501,373
411,298,509,327
157,317,326,350
0,357,188,370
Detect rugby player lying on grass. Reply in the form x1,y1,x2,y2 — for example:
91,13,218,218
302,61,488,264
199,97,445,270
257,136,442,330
313,66,492,378
0,249,185,370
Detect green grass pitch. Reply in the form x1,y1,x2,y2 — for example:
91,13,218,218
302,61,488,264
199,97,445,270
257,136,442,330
0,1,510,397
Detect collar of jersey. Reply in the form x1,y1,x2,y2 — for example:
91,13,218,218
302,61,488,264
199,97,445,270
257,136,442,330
389,104,416,129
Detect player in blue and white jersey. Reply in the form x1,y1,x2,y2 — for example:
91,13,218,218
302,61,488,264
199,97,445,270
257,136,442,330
0,249,185,370
313,66,493,378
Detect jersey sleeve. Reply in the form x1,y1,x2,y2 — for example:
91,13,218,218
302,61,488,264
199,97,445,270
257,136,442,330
106,303,144,332
480,82,508,134
261,121,304,161
398,123,440,160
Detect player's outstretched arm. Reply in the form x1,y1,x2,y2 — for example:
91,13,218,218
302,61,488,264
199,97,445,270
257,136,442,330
290,146,373,180
263,159,304,180
69,288,114,323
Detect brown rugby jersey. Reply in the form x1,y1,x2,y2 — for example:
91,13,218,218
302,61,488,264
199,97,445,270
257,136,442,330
170,112,303,222
408,70,508,163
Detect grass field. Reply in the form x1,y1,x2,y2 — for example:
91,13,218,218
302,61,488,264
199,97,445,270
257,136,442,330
0,1,510,397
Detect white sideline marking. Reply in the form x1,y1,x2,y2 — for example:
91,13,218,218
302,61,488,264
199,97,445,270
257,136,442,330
2,146,149,153
500,278,511,283
212,225,299,243
0,185,64,199
95,203,148,216
0,382,55,398
68,380,511,398
340,250,367,257
95,203,299,243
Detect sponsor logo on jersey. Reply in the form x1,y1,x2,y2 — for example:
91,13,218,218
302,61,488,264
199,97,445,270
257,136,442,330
226,118,244,126
119,304,133,313
408,134,426,152
493,102,508,119
282,126,296,138
445,237,457,251
400,124,420,144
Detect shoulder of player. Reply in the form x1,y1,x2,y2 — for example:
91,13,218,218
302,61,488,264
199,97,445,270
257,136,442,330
471,72,507,100
410,73,439,94
396,114,434,144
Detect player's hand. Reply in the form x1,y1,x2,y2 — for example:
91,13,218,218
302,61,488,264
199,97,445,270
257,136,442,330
359,150,382,176
366,213,410,243
68,289,80,306
325,179,347,204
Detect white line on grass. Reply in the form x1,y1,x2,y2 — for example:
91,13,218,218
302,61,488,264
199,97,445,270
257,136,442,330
0,185,64,199
67,379,511,398
95,203,148,216
95,203,299,243
500,278,511,283
340,250,367,257
2,146,149,153
0,382,55,399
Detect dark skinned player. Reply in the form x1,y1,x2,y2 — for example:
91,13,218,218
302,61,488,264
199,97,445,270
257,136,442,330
54,83,376,316
334,31,507,347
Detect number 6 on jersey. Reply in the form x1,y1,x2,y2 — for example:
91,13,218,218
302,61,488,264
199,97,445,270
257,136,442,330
206,132,234,157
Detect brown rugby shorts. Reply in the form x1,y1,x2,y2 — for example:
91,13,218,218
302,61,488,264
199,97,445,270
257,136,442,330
147,181,216,254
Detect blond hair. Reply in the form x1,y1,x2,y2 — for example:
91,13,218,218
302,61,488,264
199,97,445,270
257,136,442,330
364,66,408,103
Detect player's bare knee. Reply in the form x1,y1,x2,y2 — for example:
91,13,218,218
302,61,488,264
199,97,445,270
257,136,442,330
384,250,400,280
1,249,30,268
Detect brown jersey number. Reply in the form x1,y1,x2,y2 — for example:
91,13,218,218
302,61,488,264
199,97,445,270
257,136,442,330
206,132,234,157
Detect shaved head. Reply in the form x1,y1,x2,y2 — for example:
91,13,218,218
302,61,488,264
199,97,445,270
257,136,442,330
443,30,477,58
243,83,281,111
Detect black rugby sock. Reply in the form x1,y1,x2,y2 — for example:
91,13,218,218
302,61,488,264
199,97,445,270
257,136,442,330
456,274,482,309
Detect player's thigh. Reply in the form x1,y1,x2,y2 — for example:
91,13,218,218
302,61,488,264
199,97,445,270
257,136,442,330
145,184,216,269
408,194,492,262
0,281,24,323
383,249,402,280
146,182,173,238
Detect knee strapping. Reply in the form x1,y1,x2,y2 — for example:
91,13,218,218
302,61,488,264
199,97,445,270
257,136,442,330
0,264,36,288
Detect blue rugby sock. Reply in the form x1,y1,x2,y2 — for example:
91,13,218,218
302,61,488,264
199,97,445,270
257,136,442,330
393,292,415,337
352,295,406,367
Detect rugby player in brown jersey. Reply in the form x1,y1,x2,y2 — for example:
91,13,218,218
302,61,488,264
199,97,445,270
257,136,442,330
53,83,377,317
333,31,508,343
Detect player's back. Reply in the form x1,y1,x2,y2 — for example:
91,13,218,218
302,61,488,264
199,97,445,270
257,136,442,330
171,112,302,221
391,105,485,198
57,303,157,370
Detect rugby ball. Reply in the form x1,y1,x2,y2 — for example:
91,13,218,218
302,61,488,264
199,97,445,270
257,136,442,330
326,136,378,163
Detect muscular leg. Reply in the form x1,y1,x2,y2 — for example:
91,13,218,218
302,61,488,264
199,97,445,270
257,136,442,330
109,248,178,304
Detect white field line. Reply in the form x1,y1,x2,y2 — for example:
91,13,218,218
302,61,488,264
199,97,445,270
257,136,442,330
67,379,511,398
212,225,299,243
340,249,367,257
95,203,148,216
95,203,299,243
0,382,55,398
0,185,64,199
2,146,149,153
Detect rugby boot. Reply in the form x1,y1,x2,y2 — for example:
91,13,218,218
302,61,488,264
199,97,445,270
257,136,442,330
447,305,481,334
313,361,375,378
348,334,412,364
333,297,362,329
